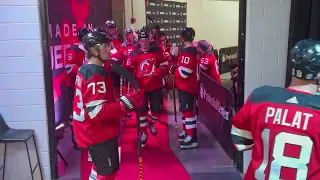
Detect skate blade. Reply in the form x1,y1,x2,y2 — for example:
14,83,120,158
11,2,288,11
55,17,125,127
118,147,121,163
179,143,198,149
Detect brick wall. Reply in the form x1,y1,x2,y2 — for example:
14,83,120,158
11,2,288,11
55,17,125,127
243,0,291,173
0,0,50,179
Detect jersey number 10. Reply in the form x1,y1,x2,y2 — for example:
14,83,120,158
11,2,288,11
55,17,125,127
255,128,313,180
73,81,107,122
181,56,190,64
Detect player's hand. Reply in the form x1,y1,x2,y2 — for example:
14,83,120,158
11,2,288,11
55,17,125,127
169,63,177,74
152,67,166,77
119,90,145,112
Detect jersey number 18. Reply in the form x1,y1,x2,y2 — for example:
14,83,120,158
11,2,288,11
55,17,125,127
255,128,313,180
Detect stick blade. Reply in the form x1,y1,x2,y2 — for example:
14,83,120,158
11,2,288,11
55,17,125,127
111,63,138,91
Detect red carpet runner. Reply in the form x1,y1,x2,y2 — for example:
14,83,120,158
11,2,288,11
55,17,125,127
81,100,191,180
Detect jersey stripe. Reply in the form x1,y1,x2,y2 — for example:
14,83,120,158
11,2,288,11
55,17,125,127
178,66,193,78
86,100,107,119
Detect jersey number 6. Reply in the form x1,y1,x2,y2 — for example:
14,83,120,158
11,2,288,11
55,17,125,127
255,128,313,180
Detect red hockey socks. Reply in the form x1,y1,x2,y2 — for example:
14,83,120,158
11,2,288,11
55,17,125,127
182,111,196,136
149,113,160,124
139,112,148,133
182,116,186,131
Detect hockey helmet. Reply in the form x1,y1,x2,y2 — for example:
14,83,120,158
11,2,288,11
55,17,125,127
291,39,320,81
77,28,91,42
106,20,117,29
124,28,133,35
138,31,149,40
180,27,195,42
197,40,210,50
82,32,111,51
92,27,106,34
140,26,151,34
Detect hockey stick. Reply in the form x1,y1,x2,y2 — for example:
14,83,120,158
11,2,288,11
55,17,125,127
111,63,143,180
118,76,124,163
171,73,178,129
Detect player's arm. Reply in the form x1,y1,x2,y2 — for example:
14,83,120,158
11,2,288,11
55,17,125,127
210,56,222,84
175,52,194,79
231,97,254,151
82,75,142,121
124,51,136,73
65,50,80,77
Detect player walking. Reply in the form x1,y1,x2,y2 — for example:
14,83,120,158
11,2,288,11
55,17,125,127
231,39,320,180
197,40,221,84
126,31,168,147
72,31,145,180
106,20,122,48
169,27,199,149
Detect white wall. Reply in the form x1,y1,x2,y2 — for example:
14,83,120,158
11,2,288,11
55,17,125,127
0,0,50,179
124,0,239,49
243,0,291,173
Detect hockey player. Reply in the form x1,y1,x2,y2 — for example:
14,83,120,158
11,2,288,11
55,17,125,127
231,39,320,180
126,31,168,147
65,28,90,90
197,40,221,84
121,28,137,63
106,20,122,48
65,27,90,148
152,25,172,52
169,27,199,149
72,31,145,180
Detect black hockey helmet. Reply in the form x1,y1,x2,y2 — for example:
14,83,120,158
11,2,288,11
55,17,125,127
77,28,90,42
181,27,195,42
138,31,149,40
82,32,111,52
124,28,133,35
106,20,117,29
140,26,151,34
92,27,106,34
290,39,320,81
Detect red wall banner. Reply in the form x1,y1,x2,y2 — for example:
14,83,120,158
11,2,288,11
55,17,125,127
48,0,112,125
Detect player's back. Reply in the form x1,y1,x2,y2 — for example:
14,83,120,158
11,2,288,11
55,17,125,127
238,86,320,180
175,46,198,95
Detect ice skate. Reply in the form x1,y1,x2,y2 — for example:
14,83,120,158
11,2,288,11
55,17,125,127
149,123,157,136
180,136,198,149
178,130,186,142
140,132,148,147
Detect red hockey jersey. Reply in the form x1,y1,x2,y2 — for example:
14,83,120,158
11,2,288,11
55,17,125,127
120,41,136,66
232,85,320,180
174,46,199,95
72,63,125,148
65,43,86,88
126,47,167,91
199,51,221,84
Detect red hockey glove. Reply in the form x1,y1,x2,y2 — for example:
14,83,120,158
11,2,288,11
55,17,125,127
152,67,166,78
119,89,145,112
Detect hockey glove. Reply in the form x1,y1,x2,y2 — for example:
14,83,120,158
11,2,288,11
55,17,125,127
152,67,166,78
119,90,145,112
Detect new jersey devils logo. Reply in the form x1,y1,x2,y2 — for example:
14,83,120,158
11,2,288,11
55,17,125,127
140,58,156,76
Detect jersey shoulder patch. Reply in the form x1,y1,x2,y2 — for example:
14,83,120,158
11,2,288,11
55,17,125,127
250,85,320,110
181,46,198,56
79,64,108,81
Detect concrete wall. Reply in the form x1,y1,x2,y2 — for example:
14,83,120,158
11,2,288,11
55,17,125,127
0,0,50,179
243,0,291,173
